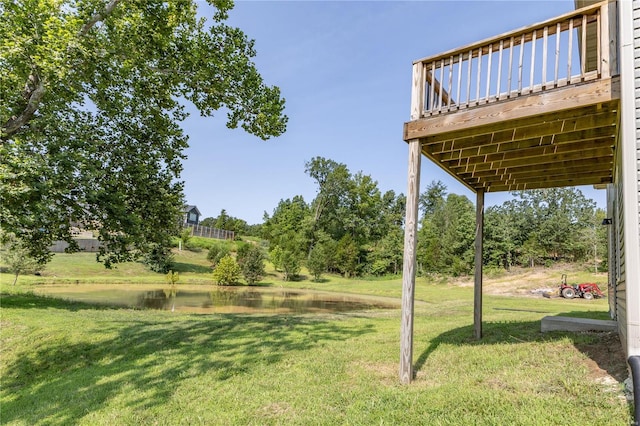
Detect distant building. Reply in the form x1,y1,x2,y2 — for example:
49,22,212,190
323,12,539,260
183,205,201,225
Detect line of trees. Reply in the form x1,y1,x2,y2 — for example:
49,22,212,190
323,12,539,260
258,157,607,279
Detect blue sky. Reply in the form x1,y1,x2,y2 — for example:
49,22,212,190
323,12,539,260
181,0,605,224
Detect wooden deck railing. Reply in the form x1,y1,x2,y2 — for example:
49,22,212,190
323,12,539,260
184,223,235,240
410,1,615,119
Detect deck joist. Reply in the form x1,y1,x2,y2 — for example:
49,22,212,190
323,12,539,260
403,76,620,192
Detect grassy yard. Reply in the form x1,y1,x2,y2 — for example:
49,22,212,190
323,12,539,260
0,250,632,425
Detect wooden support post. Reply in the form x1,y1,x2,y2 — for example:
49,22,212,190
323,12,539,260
400,139,421,384
474,189,484,340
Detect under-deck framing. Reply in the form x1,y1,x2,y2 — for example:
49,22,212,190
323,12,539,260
399,0,632,385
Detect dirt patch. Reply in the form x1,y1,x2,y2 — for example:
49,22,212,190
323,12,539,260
574,332,629,385
452,265,608,298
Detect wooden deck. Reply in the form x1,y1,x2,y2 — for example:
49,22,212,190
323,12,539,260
403,1,619,193
399,0,620,385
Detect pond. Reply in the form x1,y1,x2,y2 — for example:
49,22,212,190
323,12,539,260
34,284,399,314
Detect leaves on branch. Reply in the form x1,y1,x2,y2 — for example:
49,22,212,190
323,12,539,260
0,0,288,266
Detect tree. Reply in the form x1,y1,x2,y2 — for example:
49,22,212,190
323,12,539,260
214,209,231,231
0,0,287,267
142,243,174,273
0,234,41,285
280,250,300,281
261,196,310,255
417,183,475,276
335,234,359,278
207,243,230,268
269,245,284,272
179,228,192,250
483,206,518,270
307,244,328,281
305,157,351,244
510,188,596,261
237,245,265,285
212,255,241,285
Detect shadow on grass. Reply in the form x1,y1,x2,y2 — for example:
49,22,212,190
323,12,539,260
0,292,122,311
171,262,212,274
1,293,375,425
414,314,628,384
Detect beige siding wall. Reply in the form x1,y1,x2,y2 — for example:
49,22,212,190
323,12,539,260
635,0,640,224
636,0,640,216
610,0,640,351
629,0,640,356
614,161,628,351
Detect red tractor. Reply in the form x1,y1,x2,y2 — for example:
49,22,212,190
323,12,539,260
559,274,605,300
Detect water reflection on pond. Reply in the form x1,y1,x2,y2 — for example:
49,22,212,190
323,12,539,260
35,285,398,314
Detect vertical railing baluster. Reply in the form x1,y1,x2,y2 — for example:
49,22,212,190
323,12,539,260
429,62,436,114
554,22,561,86
496,40,503,100
447,56,454,109
485,43,492,102
475,47,482,104
518,33,525,94
529,29,536,92
581,14,587,79
599,2,610,78
567,18,573,84
466,49,472,107
542,26,548,88
596,9,601,76
456,52,463,109
438,58,445,113
507,36,514,97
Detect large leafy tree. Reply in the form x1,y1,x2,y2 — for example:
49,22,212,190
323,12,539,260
417,182,475,276
0,0,287,266
510,188,596,261
261,195,310,256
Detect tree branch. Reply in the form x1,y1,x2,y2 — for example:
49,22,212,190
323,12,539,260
1,0,123,143
79,0,122,36
1,72,45,141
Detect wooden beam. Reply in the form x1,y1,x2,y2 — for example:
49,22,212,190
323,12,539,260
404,77,620,141
432,129,615,164
410,63,425,121
481,175,613,192
400,139,421,384
474,189,484,339
459,155,614,179
447,146,613,173
464,161,613,183
423,108,618,155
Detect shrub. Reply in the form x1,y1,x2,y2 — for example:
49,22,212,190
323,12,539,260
238,245,265,285
236,242,251,260
207,243,230,267
369,259,390,277
180,228,192,248
269,245,284,271
212,255,242,285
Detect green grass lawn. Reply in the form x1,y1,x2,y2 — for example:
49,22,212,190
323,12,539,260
0,251,631,425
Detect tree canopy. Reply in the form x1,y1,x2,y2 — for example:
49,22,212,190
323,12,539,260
0,0,287,266
261,159,608,280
